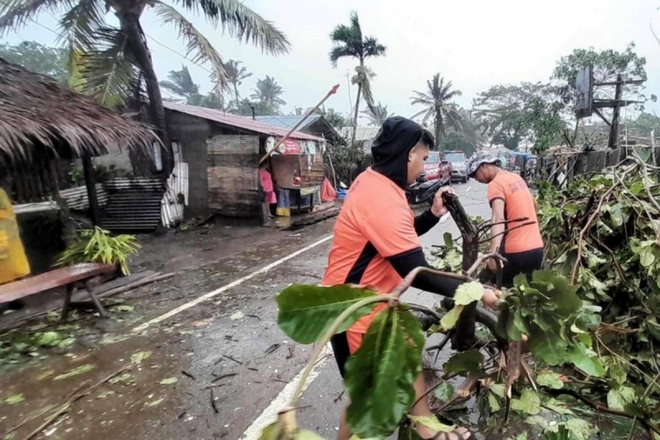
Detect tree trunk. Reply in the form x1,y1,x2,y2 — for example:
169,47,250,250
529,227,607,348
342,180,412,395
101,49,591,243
435,108,443,150
234,83,240,107
118,10,173,174
351,81,362,157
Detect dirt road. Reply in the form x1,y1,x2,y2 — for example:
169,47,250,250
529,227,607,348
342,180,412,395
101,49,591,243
0,181,492,440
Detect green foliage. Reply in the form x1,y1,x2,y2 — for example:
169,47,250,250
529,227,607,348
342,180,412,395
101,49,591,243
438,131,476,155
251,75,286,110
329,11,386,129
0,41,68,85
0,0,289,111
443,350,484,375
552,43,648,113
345,308,424,438
474,82,565,152
498,271,604,376
536,161,660,428
276,284,377,344
410,73,463,146
55,227,140,275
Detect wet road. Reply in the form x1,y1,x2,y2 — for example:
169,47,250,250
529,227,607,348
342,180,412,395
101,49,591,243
0,181,492,440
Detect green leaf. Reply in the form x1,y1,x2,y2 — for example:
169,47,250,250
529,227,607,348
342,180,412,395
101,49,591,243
489,383,505,398
145,398,164,407
36,332,62,347
131,351,152,364
510,389,541,415
159,377,178,385
5,394,24,404
407,415,455,433
607,386,636,410
434,383,454,402
527,331,568,365
440,305,464,331
443,350,484,375
344,308,422,438
112,304,135,313
565,418,597,439
58,337,76,348
54,364,95,381
536,372,564,389
488,393,501,412
640,247,656,267
277,284,378,344
453,281,483,306
443,232,453,248
567,343,605,377
525,416,548,429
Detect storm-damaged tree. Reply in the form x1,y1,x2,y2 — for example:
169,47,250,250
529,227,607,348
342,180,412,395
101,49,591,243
0,0,289,173
411,73,463,147
329,11,386,148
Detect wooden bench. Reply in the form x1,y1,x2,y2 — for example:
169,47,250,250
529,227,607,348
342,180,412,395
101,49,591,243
0,263,117,321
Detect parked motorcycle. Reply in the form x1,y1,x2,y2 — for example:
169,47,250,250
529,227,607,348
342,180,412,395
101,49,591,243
405,174,447,205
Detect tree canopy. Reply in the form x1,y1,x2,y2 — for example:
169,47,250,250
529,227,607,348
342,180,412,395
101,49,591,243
0,41,68,85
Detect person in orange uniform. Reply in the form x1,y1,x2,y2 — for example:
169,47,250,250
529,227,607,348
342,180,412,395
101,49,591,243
323,117,499,440
467,153,544,287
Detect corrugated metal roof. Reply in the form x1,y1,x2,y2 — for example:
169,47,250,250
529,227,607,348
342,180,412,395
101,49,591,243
254,115,321,130
163,102,322,141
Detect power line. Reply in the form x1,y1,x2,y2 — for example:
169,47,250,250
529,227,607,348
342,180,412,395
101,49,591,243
34,9,218,78
144,33,216,77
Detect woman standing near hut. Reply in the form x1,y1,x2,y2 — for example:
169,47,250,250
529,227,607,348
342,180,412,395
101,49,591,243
259,162,278,217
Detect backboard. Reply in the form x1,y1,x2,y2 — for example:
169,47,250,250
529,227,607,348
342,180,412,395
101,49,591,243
575,66,593,119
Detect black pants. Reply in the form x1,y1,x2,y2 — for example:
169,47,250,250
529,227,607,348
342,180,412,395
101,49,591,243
499,248,544,288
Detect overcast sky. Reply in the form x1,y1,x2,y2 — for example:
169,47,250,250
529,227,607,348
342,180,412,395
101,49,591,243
3,0,660,125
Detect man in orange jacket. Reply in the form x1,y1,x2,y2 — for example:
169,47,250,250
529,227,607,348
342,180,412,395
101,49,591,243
323,117,498,440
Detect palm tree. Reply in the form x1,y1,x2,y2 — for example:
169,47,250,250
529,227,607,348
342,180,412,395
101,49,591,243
0,1,289,173
329,11,386,147
251,76,286,110
411,73,463,146
159,65,201,103
225,59,252,107
361,101,391,126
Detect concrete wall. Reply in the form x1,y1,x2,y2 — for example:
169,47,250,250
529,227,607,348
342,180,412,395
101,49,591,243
166,110,212,218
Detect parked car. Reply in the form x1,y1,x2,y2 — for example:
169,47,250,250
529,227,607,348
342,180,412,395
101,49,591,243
444,150,469,183
423,151,452,185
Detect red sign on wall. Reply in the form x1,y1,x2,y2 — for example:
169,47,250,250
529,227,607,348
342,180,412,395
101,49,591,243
281,138,301,155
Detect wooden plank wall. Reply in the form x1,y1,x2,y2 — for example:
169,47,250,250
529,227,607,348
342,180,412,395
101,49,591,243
207,135,261,217
299,151,324,186
271,155,298,188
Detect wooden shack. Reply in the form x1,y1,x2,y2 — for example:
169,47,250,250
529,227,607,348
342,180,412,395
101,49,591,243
162,102,325,222
0,57,158,273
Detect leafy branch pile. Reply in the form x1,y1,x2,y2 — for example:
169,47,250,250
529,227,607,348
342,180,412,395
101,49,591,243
55,227,140,275
535,159,660,434
427,157,660,438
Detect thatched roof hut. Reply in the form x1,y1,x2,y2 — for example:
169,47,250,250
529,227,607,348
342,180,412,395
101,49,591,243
0,57,157,162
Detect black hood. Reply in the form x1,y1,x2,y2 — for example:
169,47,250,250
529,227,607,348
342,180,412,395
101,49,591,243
371,116,425,189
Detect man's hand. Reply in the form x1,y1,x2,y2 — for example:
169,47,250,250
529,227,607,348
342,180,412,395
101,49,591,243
482,288,501,310
486,258,498,272
431,186,456,218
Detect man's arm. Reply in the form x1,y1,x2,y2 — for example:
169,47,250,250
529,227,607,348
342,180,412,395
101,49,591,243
490,199,506,254
414,210,440,236
388,249,462,297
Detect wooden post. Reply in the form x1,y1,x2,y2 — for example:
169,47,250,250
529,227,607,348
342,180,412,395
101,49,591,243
82,155,100,226
608,74,623,150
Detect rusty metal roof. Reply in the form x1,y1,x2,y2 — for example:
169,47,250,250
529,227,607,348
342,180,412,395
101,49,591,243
163,102,323,141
